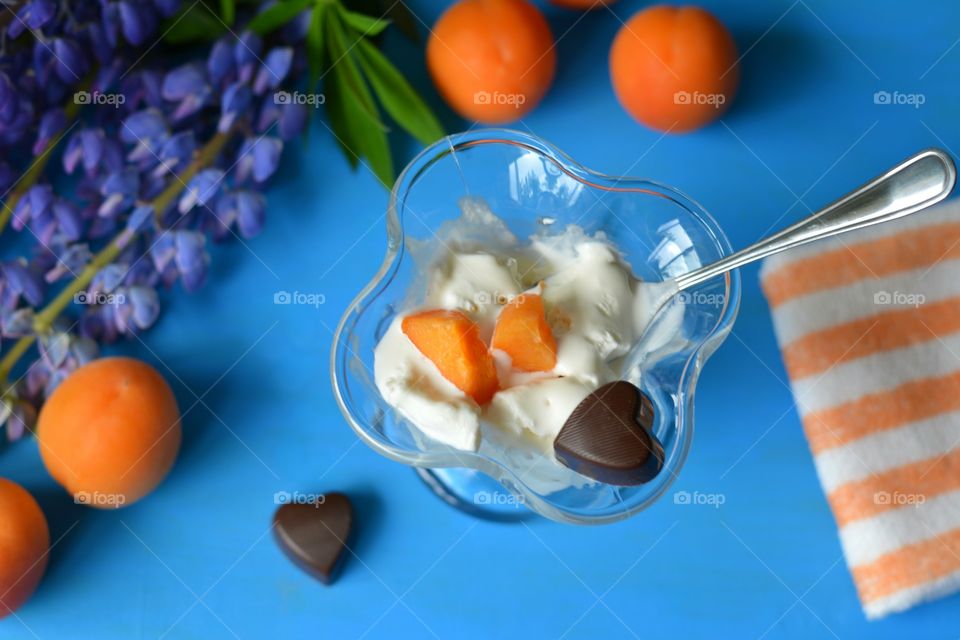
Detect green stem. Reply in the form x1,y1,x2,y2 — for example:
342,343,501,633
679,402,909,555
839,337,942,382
0,130,232,385
0,88,86,234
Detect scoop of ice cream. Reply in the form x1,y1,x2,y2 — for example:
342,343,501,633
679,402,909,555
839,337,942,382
485,377,594,441
534,235,638,360
425,252,521,340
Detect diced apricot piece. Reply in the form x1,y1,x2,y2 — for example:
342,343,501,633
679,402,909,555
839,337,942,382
402,310,500,404
491,294,557,372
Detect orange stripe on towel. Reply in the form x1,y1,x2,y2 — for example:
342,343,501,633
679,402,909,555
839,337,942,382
783,297,960,380
853,524,960,603
762,222,960,308
804,370,960,454
828,448,960,526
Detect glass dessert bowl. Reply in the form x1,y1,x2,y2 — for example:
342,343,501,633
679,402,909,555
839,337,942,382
331,129,740,524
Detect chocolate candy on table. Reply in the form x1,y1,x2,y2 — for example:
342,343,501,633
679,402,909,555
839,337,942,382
553,381,665,486
273,492,353,585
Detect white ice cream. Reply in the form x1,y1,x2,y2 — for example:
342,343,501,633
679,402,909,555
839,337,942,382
373,198,683,456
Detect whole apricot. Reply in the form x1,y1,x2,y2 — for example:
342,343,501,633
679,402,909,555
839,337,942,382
37,357,181,508
610,5,739,132
427,0,556,124
0,479,49,618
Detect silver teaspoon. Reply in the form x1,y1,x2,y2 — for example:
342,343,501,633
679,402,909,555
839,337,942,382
671,148,956,294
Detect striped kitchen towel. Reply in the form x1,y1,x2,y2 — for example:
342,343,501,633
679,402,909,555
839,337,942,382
760,198,960,619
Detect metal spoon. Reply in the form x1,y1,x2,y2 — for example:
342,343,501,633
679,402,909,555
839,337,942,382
672,148,956,293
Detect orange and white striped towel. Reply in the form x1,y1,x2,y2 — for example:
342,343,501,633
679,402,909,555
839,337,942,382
760,199,960,619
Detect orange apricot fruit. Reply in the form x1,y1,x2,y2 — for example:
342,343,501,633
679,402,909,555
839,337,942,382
426,0,556,124
402,309,500,404
0,478,49,618
610,5,739,133
491,293,557,372
37,357,181,509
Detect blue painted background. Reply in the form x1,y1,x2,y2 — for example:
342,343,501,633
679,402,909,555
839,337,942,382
4,0,960,637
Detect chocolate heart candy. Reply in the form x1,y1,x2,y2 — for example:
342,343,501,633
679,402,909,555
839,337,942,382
273,492,353,585
554,381,664,486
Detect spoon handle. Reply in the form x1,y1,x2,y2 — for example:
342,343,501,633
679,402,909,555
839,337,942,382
674,148,957,291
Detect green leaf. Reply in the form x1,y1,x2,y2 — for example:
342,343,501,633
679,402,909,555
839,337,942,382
355,38,444,145
337,7,390,36
219,0,235,24
247,0,314,36
324,13,393,186
326,11,379,122
162,4,226,44
306,3,327,89
327,66,393,186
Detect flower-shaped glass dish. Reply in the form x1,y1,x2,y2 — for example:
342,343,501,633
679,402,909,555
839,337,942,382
332,129,740,525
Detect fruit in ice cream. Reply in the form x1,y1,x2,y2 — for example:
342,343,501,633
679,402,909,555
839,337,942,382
401,309,500,404
491,292,557,372
373,198,681,459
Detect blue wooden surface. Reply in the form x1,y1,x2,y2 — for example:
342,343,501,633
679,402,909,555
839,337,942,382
4,0,960,637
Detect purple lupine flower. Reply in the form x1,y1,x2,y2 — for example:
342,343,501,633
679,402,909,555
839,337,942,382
153,131,195,177
52,38,87,82
208,38,235,86
52,199,84,241
219,82,252,132
253,48,293,94
174,231,209,291
33,109,66,155
210,192,237,240
259,100,308,140
70,128,109,176
236,190,265,238
98,168,139,217
101,2,121,48
12,184,53,230
234,136,282,183
119,0,158,46
126,285,160,330
2,307,35,337
6,401,36,442
179,168,224,213
234,32,263,83
253,137,282,182
85,21,115,64
121,109,168,162
40,333,70,369
45,244,93,282
91,264,127,296
0,73,20,123
150,232,177,272
162,63,211,120
2,261,44,306
7,0,57,39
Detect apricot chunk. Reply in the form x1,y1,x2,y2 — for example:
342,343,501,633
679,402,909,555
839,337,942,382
492,294,557,372
402,310,499,404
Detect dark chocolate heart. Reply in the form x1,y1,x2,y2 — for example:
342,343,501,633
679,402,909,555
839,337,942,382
554,381,664,485
273,492,353,585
